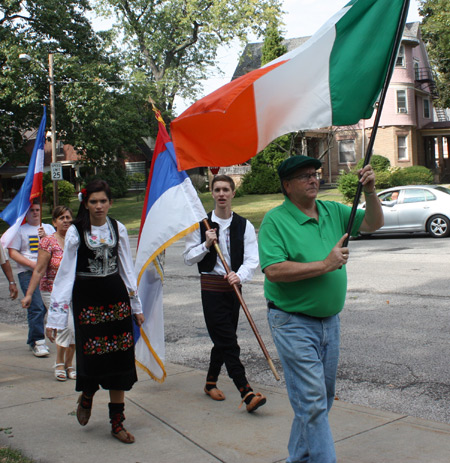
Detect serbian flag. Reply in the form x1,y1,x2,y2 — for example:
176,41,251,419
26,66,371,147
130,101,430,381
171,0,408,170
0,106,47,248
134,114,206,382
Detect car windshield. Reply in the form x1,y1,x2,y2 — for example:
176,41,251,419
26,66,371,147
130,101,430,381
434,186,450,195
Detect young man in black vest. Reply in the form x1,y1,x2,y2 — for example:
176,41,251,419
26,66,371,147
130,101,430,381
184,174,266,412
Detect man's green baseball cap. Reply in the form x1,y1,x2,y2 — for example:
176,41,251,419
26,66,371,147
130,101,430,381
278,155,322,179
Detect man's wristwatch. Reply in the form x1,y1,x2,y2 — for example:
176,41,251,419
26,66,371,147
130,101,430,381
9,281,16,285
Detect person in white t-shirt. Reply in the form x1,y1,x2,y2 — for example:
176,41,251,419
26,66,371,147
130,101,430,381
8,199,55,356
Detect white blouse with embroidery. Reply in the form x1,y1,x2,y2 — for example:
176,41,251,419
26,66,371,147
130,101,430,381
46,220,142,330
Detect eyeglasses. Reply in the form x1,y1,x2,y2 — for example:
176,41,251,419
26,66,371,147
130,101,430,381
290,172,320,182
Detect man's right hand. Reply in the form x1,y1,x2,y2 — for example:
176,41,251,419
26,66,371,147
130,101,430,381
323,234,349,271
10,285,18,300
37,226,46,239
205,228,218,248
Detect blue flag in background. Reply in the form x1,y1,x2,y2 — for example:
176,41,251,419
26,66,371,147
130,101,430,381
1,106,47,248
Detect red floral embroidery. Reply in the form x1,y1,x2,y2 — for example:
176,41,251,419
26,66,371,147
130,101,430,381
78,302,131,325
83,332,133,355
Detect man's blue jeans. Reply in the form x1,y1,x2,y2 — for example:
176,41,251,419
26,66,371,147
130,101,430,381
268,307,340,463
18,270,46,346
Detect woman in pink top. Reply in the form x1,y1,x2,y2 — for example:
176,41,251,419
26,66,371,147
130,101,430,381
22,206,75,381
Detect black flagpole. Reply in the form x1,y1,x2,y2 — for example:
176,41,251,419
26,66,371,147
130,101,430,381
343,0,410,247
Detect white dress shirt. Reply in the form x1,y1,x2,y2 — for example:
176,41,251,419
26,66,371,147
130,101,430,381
183,211,259,284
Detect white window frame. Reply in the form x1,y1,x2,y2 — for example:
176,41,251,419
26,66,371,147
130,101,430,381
396,89,408,114
396,45,405,67
423,98,431,119
338,139,356,164
398,135,408,161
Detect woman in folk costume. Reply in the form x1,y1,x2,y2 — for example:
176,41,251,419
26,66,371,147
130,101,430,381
46,179,144,444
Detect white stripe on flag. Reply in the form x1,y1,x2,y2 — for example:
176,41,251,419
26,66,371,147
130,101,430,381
136,177,206,279
136,260,165,382
34,148,44,174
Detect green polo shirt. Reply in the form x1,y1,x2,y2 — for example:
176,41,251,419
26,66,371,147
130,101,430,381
258,198,365,317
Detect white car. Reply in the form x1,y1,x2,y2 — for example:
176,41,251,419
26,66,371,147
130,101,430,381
358,185,450,238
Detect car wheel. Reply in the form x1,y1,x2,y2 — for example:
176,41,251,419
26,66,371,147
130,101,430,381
427,215,450,238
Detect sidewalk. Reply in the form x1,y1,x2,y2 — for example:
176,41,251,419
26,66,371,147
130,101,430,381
1,322,450,463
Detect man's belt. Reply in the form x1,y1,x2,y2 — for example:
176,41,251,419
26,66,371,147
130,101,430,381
267,301,327,320
200,274,241,292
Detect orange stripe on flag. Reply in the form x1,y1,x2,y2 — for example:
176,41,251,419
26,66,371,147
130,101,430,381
171,61,286,171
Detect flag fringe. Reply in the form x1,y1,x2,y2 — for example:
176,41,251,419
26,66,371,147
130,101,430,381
136,324,166,383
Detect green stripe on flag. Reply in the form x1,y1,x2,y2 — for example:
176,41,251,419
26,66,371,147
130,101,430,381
330,0,405,125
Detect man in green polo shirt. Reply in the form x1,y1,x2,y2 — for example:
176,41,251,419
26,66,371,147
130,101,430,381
258,155,383,463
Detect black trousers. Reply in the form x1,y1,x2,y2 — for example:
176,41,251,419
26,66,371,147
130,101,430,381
201,289,248,391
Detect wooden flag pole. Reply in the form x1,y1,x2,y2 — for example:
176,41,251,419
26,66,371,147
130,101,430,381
39,193,43,227
343,0,410,247
202,219,280,381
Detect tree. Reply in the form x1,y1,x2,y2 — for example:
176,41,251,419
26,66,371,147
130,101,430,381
240,134,289,194
1,1,153,166
54,53,153,167
419,0,450,108
94,0,283,112
0,0,100,162
261,23,287,65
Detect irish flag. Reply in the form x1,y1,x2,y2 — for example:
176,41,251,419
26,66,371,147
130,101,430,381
171,0,409,170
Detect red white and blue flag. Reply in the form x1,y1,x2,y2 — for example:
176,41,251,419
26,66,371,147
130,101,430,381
134,113,206,382
1,106,47,248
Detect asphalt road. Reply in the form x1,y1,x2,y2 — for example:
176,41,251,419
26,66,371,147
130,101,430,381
1,231,449,425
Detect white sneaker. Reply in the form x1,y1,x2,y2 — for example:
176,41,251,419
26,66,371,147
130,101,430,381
31,340,50,357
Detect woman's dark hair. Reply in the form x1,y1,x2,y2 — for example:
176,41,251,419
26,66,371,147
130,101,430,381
52,205,73,222
74,179,112,232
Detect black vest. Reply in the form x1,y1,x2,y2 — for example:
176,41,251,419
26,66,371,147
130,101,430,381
198,211,247,273
74,217,119,278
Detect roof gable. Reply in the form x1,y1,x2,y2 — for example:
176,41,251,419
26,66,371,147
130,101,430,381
232,22,422,80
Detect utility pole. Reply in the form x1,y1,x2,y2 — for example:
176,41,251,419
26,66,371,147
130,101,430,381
48,53,59,207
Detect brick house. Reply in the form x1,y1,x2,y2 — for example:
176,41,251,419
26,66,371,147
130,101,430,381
0,131,152,201
232,22,450,184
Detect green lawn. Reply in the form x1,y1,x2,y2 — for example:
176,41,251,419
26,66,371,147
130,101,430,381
0,446,34,463
0,188,345,234
188,188,344,230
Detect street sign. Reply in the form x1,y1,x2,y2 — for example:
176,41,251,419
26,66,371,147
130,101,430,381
50,162,63,181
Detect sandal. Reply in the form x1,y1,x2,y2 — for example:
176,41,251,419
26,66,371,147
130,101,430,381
204,381,226,401
66,366,76,380
54,363,67,382
110,403,134,444
239,391,267,413
111,428,135,444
